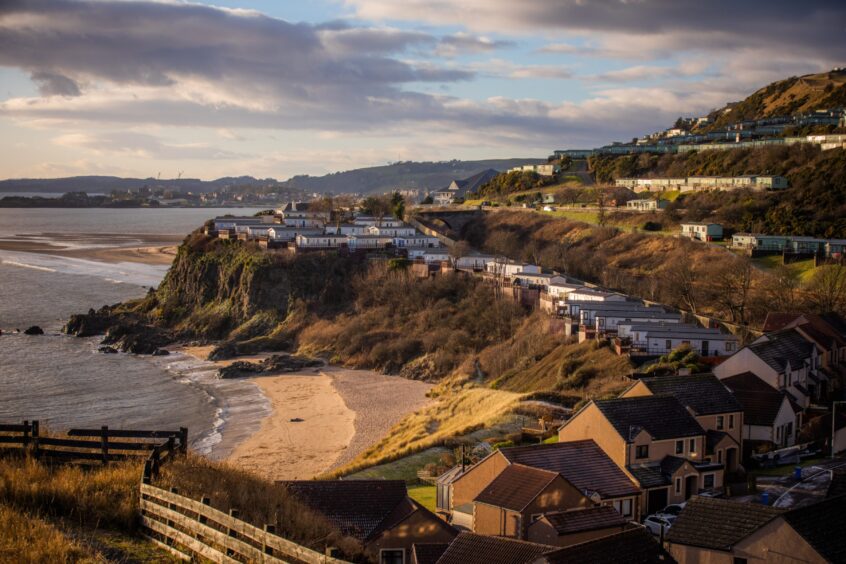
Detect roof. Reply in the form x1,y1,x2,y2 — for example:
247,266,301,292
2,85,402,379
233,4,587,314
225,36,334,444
636,373,742,415
412,543,450,564
540,527,674,564
624,324,733,340
539,506,629,535
627,464,671,489
436,465,466,486
747,329,815,373
665,496,783,550
763,312,846,348
499,440,640,498
435,532,553,564
783,495,846,562
474,465,560,512
722,372,799,426
593,395,705,442
283,480,408,541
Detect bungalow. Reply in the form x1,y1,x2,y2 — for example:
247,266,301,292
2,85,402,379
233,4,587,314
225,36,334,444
283,216,325,228
546,282,586,300
513,273,569,290
329,224,370,236
295,234,349,249
558,301,657,337
455,254,496,271
731,233,790,251
213,216,264,230
714,328,823,407
667,495,846,564
409,249,451,264
526,506,632,548
393,235,441,248
559,395,724,515
621,374,743,472
564,288,628,303
368,225,417,237
625,199,669,212
591,309,682,338
347,235,395,250
283,480,457,564
245,224,276,238
267,226,323,242
353,216,405,227
448,440,641,528
617,323,739,357
680,222,723,242
722,372,802,451
485,260,542,278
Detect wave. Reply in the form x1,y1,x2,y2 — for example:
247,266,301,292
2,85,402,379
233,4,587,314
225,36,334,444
0,259,57,273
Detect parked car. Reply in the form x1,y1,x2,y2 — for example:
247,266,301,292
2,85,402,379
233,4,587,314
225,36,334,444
643,514,676,537
658,502,686,516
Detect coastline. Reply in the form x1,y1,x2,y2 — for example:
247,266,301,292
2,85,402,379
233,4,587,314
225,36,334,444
0,237,179,266
178,347,433,481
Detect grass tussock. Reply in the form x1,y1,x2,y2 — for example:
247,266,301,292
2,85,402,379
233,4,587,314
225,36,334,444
158,455,363,557
0,504,91,562
0,454,141,530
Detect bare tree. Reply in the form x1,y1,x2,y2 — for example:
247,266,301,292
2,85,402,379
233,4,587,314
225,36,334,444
708,256,755,323
807,265,846,315
596,189,608,227
767,264,803,312
661,247,699,313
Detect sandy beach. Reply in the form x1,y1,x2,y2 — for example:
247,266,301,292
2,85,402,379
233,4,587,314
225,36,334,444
0,232,181,265
179,347,433,481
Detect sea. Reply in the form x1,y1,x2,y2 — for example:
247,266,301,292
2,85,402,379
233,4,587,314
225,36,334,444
0,208,270,458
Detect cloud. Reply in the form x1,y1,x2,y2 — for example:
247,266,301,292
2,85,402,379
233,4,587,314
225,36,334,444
30,71,81,96
52,131,246,160
436,33,514,57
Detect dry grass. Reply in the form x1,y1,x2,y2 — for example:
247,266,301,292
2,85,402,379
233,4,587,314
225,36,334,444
157,454,363,557
0,454,141,530
0,504,92,563
327,385,523,477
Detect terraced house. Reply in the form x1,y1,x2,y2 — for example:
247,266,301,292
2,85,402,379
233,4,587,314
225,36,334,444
558,395,724,516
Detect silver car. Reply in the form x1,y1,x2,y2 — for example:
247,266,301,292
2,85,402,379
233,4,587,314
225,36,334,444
643,514,676,536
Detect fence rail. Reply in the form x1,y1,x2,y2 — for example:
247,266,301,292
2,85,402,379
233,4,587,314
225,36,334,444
140,483,346,564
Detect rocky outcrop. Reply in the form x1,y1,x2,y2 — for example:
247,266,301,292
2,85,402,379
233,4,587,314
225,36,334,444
23,326,44,335
217,355,324,379
101,323,174,355
99,346,118,354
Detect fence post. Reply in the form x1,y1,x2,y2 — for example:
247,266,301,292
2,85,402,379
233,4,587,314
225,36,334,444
142,460,152,484
227,509,240,557
22,420,29,449
101,425,109,465
199,496,210,524
179,427,188,455
263,524,275,556
31,420,40,459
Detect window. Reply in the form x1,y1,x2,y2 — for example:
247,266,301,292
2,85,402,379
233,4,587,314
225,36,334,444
717,450,723,464
786,422,793,437
733,558,748,564
689,439,696,453
703,474,715,489
726,342,735,352
636,445,649,459
665,339,672,350
729,414,735,429
612,499,633,517
380,549,404,564
776,426,781,441
675,440,684,454
675,478,681,494
716,416,724,430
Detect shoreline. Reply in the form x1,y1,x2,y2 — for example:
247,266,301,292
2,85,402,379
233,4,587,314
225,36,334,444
0,237,180,266
178,347,433,481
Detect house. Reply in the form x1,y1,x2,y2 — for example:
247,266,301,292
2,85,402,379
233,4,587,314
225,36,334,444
295,234,349,249
558,301,658,337
332,224,371,236
455,254,496,271
722,372,803,452
559,395,724,516
213,216,265,230
410,249,451,264
714,328,823,407
621,374,743,472
267,226,323,242
354,216,405,227
508,164,560,177
564,289,628,302
278,201,330,219
626,199,669,212
591,310,683,339
667,495,846,564
615,323,738,357
731,233,791,251
283,216,325,228
526,506,632,547
762,312,846,369
546,282,585,300
485,260,542,278
368,225,417,237
680,222,723,241
472,464,592,539
513,273,569,290
347,235,395,250
394,235,442,248
283,480,457,564
535,527,674,564
410,543,450,564
449,440,641,528
432,169,500,205
435,532,553,564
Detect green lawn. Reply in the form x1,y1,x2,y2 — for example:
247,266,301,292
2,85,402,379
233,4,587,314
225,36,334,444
751,255,817,282
408,485,437,512
544,209,599,223
345,447,451,482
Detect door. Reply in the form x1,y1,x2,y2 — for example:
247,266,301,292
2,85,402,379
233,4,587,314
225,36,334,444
701,340,709,356
647,488,669,515
684,475,698,500
726,447,737,472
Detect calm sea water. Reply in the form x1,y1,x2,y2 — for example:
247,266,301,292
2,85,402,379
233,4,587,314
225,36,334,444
0,207,270,457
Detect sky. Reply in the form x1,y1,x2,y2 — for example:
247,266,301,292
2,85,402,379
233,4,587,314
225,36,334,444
0,1,844,181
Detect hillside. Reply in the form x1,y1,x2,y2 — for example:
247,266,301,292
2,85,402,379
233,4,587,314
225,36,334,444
279,158,543,194
704,69,846,130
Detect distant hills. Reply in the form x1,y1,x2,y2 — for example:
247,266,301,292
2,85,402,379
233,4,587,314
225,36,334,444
0,159,543,196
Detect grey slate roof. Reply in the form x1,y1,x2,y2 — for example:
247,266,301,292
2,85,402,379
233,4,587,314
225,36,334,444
412,543,450,564
665,496,783,550
593,395,705,441
499,440,641,498
637,373,743,415
783,495,846,562
722,372,800,426
436,532,553,564
627,464,671,489
541,506,629,535
747,329,814,373
474,464,559,512
540,527,674,564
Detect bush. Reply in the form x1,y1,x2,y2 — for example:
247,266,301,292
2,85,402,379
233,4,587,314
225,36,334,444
642,221,662,231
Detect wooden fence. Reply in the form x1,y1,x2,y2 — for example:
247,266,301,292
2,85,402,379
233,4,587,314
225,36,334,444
0,420,187,466
139,483,346,563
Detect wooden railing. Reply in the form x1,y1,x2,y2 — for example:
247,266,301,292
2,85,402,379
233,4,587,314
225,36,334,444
0,420,187,466
140,483,347,563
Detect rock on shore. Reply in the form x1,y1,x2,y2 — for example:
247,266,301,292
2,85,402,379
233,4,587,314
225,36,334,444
218,355,324,379
23,326,44,335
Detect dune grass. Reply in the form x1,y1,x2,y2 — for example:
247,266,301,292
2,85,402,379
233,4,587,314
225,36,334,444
0,504,91,562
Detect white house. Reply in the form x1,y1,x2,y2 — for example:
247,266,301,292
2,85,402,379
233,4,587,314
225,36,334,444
368,225,417,237
213,217,264,231
565,288,628,302
623,323,738,356
353,216,404,227
347,235,394,250
485,260,541,277
722,372,803,448
267,226,322,242
714,329,821,408
295,234,349,249
512,272,568,289
409,249,451,264
547,282,585,299
595,310,683,335
626,199,668,212
245,225,275,238
731,233,791,251
331,224,370,236
680,223,723,241
455,254,496,271
393,235,441,248
283,217,325,228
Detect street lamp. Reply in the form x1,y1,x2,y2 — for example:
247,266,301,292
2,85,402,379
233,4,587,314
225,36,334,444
832,401,846,460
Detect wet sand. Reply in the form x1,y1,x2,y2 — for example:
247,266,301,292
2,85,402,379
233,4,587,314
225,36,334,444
0,232,181,265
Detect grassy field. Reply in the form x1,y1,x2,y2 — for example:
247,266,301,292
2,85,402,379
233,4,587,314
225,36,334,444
408,485,437,512
346,447,451,482
543,209,599,223
752,254,817,282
